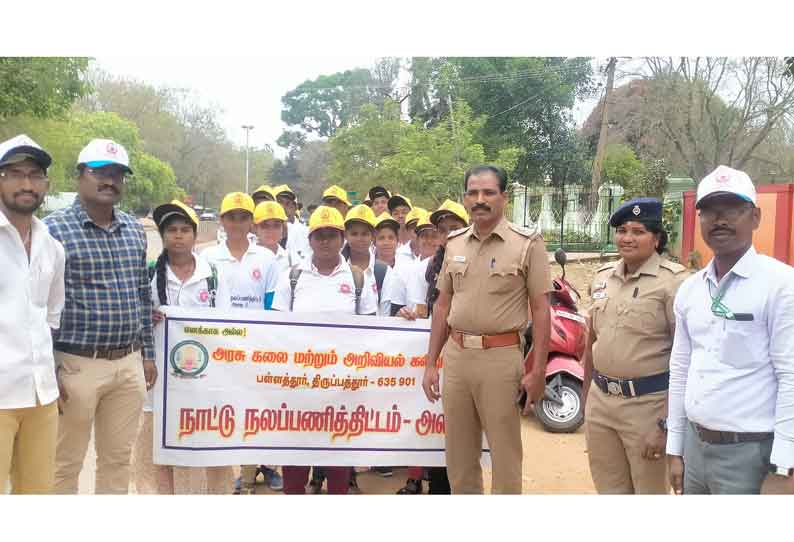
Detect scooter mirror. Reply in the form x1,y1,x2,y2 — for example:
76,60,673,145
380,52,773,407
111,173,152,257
554,248,567,267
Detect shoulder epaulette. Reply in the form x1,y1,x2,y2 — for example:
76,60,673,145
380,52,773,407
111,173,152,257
447,225,472,239
508,223,540,239
659,259,687,274
596,261,618,273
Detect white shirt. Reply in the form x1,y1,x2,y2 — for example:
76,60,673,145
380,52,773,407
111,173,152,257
0,212,65,409
200,241,278,310
666,247,794,469
263,244,293,275
215,225,257,247
286,221,311,262
272,256,378,315
346,253,400,317
406,257,433,310
395,241,420,269
145,255,216,412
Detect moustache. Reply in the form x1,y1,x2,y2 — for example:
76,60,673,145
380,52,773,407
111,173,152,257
472,203,491,212
98,184,119,194
710,226,734,235
14,190,39,198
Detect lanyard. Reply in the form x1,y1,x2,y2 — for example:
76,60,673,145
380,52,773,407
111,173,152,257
708,276,736,320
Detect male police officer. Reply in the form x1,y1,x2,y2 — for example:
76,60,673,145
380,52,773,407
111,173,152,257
423,165,551,494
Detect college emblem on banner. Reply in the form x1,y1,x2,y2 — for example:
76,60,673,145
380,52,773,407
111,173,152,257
169,340,210,378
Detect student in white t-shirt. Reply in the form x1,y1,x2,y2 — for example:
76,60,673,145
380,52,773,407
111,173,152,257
254,201,293,274
374,211,408,314
133,200,233,494
200,192,283,493
341,204,402,317
273,184,311,263
271,206,378,494
200,192,279,310
404,215,442,317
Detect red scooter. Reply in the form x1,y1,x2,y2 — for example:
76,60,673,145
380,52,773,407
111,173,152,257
519,249,587,433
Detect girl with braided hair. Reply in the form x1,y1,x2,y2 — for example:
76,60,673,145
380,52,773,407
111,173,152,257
132,200,233,494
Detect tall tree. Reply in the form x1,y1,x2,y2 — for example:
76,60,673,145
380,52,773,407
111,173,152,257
635,57,794,180
0,57,91,119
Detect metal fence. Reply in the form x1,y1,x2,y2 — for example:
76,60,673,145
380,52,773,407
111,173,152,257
510,182,625,253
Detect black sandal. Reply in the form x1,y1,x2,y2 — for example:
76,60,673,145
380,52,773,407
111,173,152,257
396,478,423,494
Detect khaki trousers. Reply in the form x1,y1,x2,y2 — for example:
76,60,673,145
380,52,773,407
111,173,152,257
54,350,146,494
0,400,58,494
442,339,524,494
132,412,233,494
584,386,668,494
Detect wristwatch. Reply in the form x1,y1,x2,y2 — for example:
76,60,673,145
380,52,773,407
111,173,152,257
657,418,667,433
769,464,794,477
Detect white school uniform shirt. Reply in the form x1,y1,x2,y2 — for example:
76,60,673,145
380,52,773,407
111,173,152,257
286,220,311,262
272,256,378,315
0,212,65,409
144,255,217,412
406,257,433,310
666,247,794,469
395,241,420,269
345,253,400,317
200,240,278,310
264,244,293,275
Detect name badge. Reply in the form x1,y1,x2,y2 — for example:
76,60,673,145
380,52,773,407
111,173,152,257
592,291,607,300
453,255,466,263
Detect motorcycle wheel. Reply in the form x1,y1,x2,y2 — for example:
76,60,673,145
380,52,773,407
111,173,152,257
534,376,584,433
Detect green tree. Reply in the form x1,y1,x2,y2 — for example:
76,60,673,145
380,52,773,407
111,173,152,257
602,144,644,189
281,68,381,138
0,58,91,119
125,152,183,214
409,57,595,183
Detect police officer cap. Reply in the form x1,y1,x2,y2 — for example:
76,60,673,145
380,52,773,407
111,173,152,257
609,198,662,228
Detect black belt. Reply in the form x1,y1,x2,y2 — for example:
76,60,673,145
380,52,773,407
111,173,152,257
692,423,773,445
592,370,669,398
55,342,141,361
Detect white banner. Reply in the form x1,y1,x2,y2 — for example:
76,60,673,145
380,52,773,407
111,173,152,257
153,306,490,467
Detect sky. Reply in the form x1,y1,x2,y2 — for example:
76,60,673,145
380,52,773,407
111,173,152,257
96,56,601,159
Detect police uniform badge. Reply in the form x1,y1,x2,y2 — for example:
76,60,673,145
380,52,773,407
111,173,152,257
632,205,641,216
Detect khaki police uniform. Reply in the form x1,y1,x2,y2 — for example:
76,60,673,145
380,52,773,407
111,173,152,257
585,251,688,494
437,218,551,494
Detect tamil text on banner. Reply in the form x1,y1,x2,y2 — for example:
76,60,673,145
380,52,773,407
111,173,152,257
153,306,491,467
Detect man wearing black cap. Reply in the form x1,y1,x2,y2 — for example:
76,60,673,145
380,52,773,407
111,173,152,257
583,197,688,494
367,186,390,216
0,135,65,494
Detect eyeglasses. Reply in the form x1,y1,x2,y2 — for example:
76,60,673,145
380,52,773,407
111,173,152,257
0,170,49,185
85,167,127,183
698,205,752,222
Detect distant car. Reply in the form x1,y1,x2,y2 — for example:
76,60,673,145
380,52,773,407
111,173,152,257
200,211,217,221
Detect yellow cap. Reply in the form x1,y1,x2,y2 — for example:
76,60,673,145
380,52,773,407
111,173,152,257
308,205,345,233
415,215,436,234
273,184,296,200
344,204,377,228
374,212,400,232
220,192,255,216
388,193,412,212
321,185,351,206
153,199,199,228
405,207,428,227
252,184,275,199
430,199,469,226
254,201,287,224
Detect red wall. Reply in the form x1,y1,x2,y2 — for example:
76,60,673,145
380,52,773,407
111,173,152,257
680,184,794,266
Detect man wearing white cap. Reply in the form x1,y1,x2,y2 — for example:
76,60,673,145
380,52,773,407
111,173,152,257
0,135,65,493
666,165,794,494
43,138,156,494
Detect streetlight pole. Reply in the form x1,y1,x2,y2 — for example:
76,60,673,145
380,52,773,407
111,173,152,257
241,125,254,193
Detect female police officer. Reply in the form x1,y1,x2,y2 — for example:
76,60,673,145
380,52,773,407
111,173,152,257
583,198,689,494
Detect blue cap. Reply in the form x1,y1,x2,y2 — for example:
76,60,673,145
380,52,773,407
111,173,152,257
610,198,663,228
